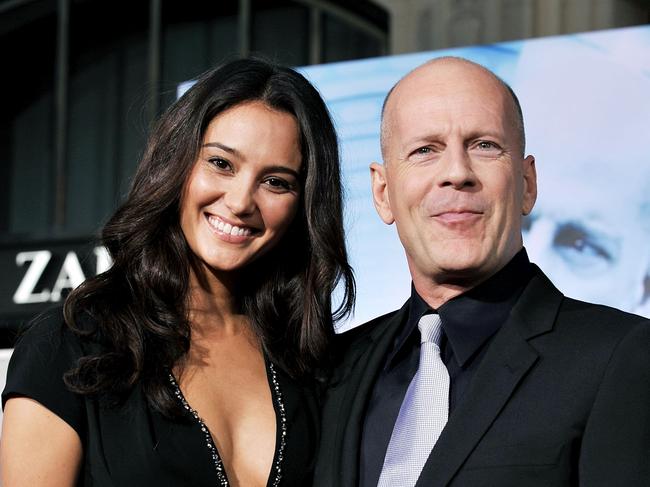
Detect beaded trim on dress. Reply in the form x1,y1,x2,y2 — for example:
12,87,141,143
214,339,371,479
168,362,287,486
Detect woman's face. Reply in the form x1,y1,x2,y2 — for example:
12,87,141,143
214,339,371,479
180,101,302,276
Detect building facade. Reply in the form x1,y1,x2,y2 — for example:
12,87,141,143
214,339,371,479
0,0,389,345
1,0,648,347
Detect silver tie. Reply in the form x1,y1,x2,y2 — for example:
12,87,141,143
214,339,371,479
377,313,450,487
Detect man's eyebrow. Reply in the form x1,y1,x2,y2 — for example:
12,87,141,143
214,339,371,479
463,130,506,141
202,141,242,157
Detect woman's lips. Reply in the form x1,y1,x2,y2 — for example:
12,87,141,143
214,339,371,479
205,214,258,242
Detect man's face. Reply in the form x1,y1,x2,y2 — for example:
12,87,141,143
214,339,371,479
524,160,650,312
371,60,536,289
513,40,650,314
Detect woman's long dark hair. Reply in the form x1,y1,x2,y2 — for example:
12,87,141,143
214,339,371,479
62,58,355,416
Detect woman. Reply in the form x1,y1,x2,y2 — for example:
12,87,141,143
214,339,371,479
1,58,355,486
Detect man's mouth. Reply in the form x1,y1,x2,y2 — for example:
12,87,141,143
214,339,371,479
434,211,482,223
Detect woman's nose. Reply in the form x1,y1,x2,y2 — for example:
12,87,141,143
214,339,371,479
223,179,256,216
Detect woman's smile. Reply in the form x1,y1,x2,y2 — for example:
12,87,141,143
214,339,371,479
180,101,302,275
206,213,257,240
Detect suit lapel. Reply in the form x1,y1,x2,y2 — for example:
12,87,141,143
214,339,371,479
335,303,410,486
416,269,563,486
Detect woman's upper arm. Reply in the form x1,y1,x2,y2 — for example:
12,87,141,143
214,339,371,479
1,397,83,487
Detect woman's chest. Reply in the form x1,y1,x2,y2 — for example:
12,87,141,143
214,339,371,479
79,370,319,486
177,361,279,486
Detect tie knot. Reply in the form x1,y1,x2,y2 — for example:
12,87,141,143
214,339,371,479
418,313,443,345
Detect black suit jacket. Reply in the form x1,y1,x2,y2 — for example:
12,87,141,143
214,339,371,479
314,267,650,486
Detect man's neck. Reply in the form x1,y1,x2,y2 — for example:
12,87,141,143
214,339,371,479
410,248,531,310
411,279,473,310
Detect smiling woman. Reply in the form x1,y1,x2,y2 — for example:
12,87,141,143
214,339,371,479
1,59,355,487
181,102,303,275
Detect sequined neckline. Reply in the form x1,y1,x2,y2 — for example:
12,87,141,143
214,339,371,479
168,362,287,487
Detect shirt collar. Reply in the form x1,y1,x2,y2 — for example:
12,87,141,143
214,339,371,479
387,248,535,369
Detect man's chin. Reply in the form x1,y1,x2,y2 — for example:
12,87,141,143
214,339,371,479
408,247,498,286
437,268,486,287
432,256,495,287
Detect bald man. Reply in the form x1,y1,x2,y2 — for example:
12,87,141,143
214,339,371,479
314,57,650,487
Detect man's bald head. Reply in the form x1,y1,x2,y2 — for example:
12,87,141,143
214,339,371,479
380,57,525,157
369,55,537,304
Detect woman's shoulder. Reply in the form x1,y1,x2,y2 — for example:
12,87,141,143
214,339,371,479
2,306,99,438
13,306,100,355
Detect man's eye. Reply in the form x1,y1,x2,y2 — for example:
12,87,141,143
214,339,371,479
477,141,498,150
552,222,618,275
414,147,432,155
209,157,231,170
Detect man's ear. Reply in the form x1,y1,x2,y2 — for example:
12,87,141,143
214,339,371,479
370,162,395,225
522,155,537,215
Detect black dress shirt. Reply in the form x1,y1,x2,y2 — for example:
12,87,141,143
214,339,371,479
359,249,535,487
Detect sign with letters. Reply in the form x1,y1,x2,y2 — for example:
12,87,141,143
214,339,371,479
0,238,111,346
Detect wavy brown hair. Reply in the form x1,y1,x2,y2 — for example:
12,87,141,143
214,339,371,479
62,58,355,415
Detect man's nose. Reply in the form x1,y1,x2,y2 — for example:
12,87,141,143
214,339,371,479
224,178,257,216
438,145,476,189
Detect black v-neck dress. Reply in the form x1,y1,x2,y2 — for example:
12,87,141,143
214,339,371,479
2,311,319,486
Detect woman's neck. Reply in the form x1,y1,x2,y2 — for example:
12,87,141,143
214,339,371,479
187,266,249,338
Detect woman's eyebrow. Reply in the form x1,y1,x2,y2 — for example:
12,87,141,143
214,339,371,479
202,141,242,157
203,142,301,178
263,166,301,178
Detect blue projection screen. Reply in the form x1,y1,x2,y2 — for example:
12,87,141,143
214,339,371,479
297,25,650,330
179,25,650,330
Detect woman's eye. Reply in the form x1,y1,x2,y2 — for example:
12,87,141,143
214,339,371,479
264,177,292,191
209,157,231,170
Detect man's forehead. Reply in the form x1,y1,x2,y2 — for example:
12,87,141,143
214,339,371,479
390,59,499,98
387,72,509,128
538,154,650,208
380,57,524,156
385,61,508,120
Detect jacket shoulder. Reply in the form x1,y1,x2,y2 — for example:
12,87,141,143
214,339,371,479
335,308,403,348
557,296,649,335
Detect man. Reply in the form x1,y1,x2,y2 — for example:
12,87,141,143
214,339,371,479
314,57,650,486
514,39,650,316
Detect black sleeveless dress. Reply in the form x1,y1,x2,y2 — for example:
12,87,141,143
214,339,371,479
2,310,319,486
